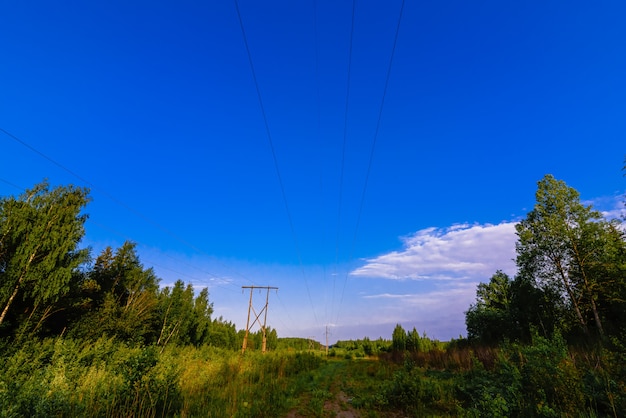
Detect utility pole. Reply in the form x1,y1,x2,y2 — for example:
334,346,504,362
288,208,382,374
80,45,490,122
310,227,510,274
241,286,278,354
325,325,331,355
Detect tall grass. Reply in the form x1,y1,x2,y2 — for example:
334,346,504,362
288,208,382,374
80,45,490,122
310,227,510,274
1,335,623,417
0,338,324,417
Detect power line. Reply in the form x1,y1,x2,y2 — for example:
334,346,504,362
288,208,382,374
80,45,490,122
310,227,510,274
313,0,321,135
233,0,319,326
0,127,259,290
0,177,24,192
1,174,246,293
86,219,242,293
335,0,405,326
0,128,210,259
1,128,94,188
312,0,331,328
274,291,298,336
331,0,357,327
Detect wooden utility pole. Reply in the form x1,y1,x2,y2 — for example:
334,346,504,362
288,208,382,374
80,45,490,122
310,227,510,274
325,325,331,355
241,286,278,354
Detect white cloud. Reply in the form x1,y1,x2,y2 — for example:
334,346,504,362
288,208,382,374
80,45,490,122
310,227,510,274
344,222,520,339
351,222,518,280
362,283,477,318
353,282,479,340
581,194,625,220
599,200,625,223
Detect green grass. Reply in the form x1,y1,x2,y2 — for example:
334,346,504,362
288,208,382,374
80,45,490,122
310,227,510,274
1,337,624,417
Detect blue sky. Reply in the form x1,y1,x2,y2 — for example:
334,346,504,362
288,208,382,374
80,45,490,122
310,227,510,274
1,0,625,343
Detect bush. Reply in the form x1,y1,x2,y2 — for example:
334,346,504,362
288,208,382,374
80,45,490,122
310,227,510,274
457,333,586,417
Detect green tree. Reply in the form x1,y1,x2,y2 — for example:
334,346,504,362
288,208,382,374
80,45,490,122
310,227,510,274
72,242,159,342
0,182,89,334
265,326,278,351
191,287,212,345
157,280,194,347
586,222,626,339
466,271,513,344
406,327,421,352
392,323,407,351
207,316,238,349
516,174,624,339
156,280,213,347
508,274,561,342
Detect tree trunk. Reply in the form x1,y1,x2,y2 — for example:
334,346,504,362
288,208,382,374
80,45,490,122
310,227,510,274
0,252,37,325
590,297,604,337
157,299,173,346
555,258,589,335
0,281,20,325
569,231,605,337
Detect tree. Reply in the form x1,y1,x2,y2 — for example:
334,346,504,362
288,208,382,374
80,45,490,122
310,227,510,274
508,274,562,342
466,271,513,344
72,242,160,342
207,316,238,349
406,327,421,352
392,323,407,351
585,222,626,339
0,182,89,333
515,174,622,339
156,280,213,347
191,287,213,345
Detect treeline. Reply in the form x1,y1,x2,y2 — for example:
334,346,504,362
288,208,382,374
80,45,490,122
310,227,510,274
332,336,391,357
0,181,270,350
2,173,625,416
465,174,626,346
457,174,626,415
374,173,626,416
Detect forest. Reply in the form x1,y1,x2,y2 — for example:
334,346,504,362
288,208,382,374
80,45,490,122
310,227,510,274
1,171,625,417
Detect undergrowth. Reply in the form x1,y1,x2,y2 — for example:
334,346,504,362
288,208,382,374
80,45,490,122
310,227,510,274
1,336,624,417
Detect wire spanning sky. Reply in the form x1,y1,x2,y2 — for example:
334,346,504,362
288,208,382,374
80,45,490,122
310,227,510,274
1,1,625,342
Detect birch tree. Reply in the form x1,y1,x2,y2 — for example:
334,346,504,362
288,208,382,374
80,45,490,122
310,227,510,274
0,182,89,329
516,175,612,338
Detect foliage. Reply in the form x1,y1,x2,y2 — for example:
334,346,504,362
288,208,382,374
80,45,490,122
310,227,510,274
391,323,406,351
156,279,213,347
1,331,625,417
0,181,90,337
333,337,391,358
206,316,239,349
0,337,329,417
467,174,626,345
515,174,626,341
466,270,513,344
377,360,460,415
277,336,324,351
70,242,161,343
1,173,625,416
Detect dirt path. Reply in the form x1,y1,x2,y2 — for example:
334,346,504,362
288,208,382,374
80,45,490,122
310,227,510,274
285,389,361,418
323,391,361,418
284,359,364,418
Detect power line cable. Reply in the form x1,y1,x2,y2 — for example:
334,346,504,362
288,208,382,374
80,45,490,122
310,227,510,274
274,291,298,337
0,127,259,289
0,177,24,192
233,0,320,326
86,219,242,293
1,176,245,293
313,0,321,135
312,0,332,327
0,128,206,256
335,0,405,325
331,0,357,327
